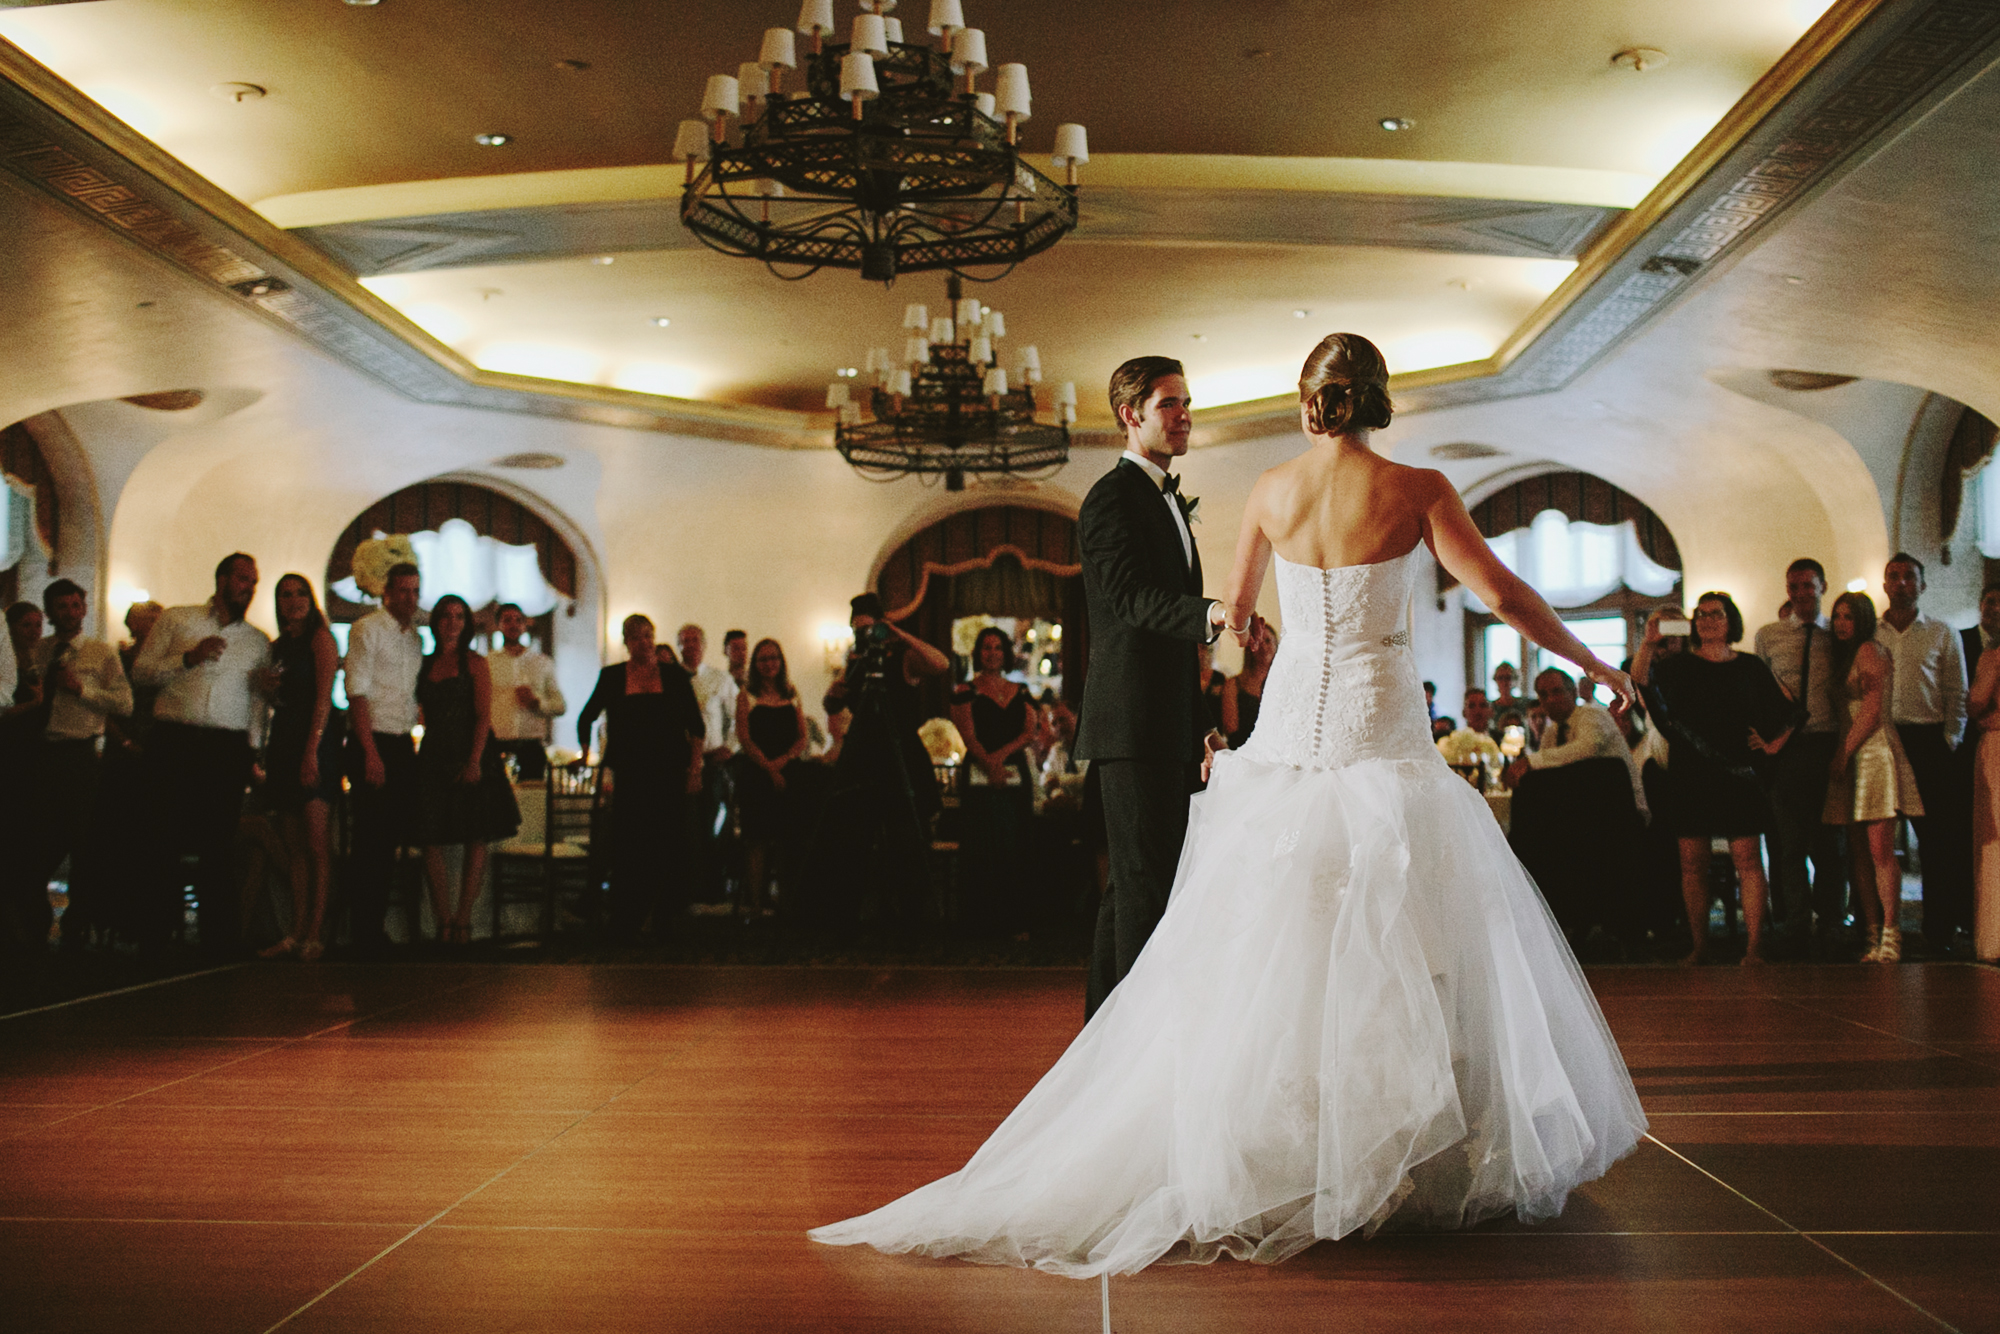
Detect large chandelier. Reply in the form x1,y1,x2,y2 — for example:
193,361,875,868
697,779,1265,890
827,274,1074,490
672,0,1089,284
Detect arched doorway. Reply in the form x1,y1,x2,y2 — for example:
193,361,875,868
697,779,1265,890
875,504,1085,717
1450,470,1684,695
0,421,61,612
324,477,594,750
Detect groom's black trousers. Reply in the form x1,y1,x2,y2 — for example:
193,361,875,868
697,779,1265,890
1087,758,1200,1019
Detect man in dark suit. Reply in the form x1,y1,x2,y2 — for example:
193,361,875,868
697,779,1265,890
1076,356,1229,1018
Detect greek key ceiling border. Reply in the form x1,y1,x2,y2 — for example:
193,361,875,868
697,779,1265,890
0,0,1994,448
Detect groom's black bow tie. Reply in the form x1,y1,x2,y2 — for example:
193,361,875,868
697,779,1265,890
1160,473,1181,496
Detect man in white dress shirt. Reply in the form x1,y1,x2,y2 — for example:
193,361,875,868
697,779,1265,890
1505,668,1647,818
343,562,424,953
488,603,565,781
5,580,131,952
678,624,738,759
1878,553,1971,949
134,553,271,954
678,623,738,904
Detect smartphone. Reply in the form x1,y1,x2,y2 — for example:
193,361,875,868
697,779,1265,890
1659,618,1691,637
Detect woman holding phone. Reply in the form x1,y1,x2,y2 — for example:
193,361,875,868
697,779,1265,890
1632,597,1793,965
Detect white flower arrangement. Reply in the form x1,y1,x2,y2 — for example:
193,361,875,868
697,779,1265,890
349,533,418,598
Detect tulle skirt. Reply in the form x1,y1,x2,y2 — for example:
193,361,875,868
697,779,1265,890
809,751,1648,1277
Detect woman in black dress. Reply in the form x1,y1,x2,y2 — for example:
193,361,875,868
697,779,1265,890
733,638,808,918
1633,595,1793,966
415,594,519,944
950,627,1037,927
576,614,705,939
258,575,343,960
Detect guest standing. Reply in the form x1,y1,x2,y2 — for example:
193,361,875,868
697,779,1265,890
258,575,343,960
1962,584,2000,683
1967,617,2000,963
723,628,749,693
7,580,130,952
733,637,808,918
576,614,705,939
1822,591,1924,962
487,603,564,781
134,554,272,955
679,622,739,906
951,627,1037,928
1221,615,1275,751
342,561,424,953
1491,660,1522,715
81,601,163,942
1753,558,1847,953
1636,597,1792,965
1876,553,1971,952
415,594,519,943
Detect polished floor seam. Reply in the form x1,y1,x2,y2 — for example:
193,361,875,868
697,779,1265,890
257,1014,743,1332
0,975,503,1145
1642,1134,1963,1333
0,964,247,1023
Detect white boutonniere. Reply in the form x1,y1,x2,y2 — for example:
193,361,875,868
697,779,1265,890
1179,492,1201,524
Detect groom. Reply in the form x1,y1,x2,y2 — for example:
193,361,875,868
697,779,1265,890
1078,356,1230,1018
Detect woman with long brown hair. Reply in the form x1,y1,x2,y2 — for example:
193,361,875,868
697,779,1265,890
733,637,807,918
257,574,343,960
415,594,518,944
1821,590,1923,961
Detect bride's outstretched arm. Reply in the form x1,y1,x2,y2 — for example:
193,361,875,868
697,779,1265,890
1220,481,1273,643
1420,473,1636,713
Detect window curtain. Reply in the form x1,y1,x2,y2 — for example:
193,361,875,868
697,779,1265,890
1946,406,2000,551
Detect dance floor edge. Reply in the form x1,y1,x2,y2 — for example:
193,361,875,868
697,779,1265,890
1,961,1994,1334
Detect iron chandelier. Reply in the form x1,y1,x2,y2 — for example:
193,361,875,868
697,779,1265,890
828,274,1073,489
673,0,1089,284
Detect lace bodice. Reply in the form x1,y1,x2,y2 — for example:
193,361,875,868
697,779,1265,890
1236,548,1438,772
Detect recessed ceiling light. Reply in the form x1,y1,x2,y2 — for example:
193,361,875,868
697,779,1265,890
554,58,591,72
1190,333,1207,342
592,256,615,265
209,82,266,103
1243,48,1275,59
1292,309,1309,318
473,132,512,147
649,316,672,327
1378,117,1414,132
492,452,567,470
343,0,381,6
1783,274,1805,285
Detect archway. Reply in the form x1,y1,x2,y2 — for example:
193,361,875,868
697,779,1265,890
1449,470,1685,697
874,504,1085,716
324,477,597,751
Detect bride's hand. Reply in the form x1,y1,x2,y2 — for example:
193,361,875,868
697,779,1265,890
1588,661,1638,720
1200,730,1227,783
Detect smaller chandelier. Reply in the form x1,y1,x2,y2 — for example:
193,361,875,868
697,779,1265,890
830,274,1074,490
673,0,1090,284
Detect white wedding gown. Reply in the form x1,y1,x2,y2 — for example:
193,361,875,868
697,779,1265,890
810,548,1648,1277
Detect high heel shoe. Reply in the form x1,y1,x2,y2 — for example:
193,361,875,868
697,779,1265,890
257,936,298,960
1858,926,1884,962
1875,925,1901,962
298,938,324,962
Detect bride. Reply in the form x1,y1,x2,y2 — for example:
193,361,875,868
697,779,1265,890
810,333,1649,1277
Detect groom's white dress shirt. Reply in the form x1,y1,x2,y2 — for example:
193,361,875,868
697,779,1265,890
1121,450,1193,568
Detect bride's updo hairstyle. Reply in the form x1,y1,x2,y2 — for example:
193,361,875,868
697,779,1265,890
1298,333,1394,436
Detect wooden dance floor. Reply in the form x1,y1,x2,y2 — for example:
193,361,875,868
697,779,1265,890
2,962,1996,1333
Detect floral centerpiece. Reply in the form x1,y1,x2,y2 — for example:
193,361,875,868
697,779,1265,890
349,533,418,599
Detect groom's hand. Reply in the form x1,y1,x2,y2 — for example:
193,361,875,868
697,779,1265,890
1200,729,1228,783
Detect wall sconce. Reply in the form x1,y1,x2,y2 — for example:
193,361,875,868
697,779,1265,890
820,621,854,674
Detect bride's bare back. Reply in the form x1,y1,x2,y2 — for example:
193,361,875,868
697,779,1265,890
1256,440,1433,570
1220,428,1635,711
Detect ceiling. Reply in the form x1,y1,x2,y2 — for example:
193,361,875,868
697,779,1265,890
0,0,1840,424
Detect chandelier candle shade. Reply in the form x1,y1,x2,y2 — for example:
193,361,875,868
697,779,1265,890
677,0,1084,282
833,273,1068,488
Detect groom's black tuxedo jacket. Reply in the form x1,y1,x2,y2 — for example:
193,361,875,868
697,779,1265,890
1074,458,1216,766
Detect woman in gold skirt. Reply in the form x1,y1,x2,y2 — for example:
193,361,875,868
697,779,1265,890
1965,607,2000,964
1821,592,1923,961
